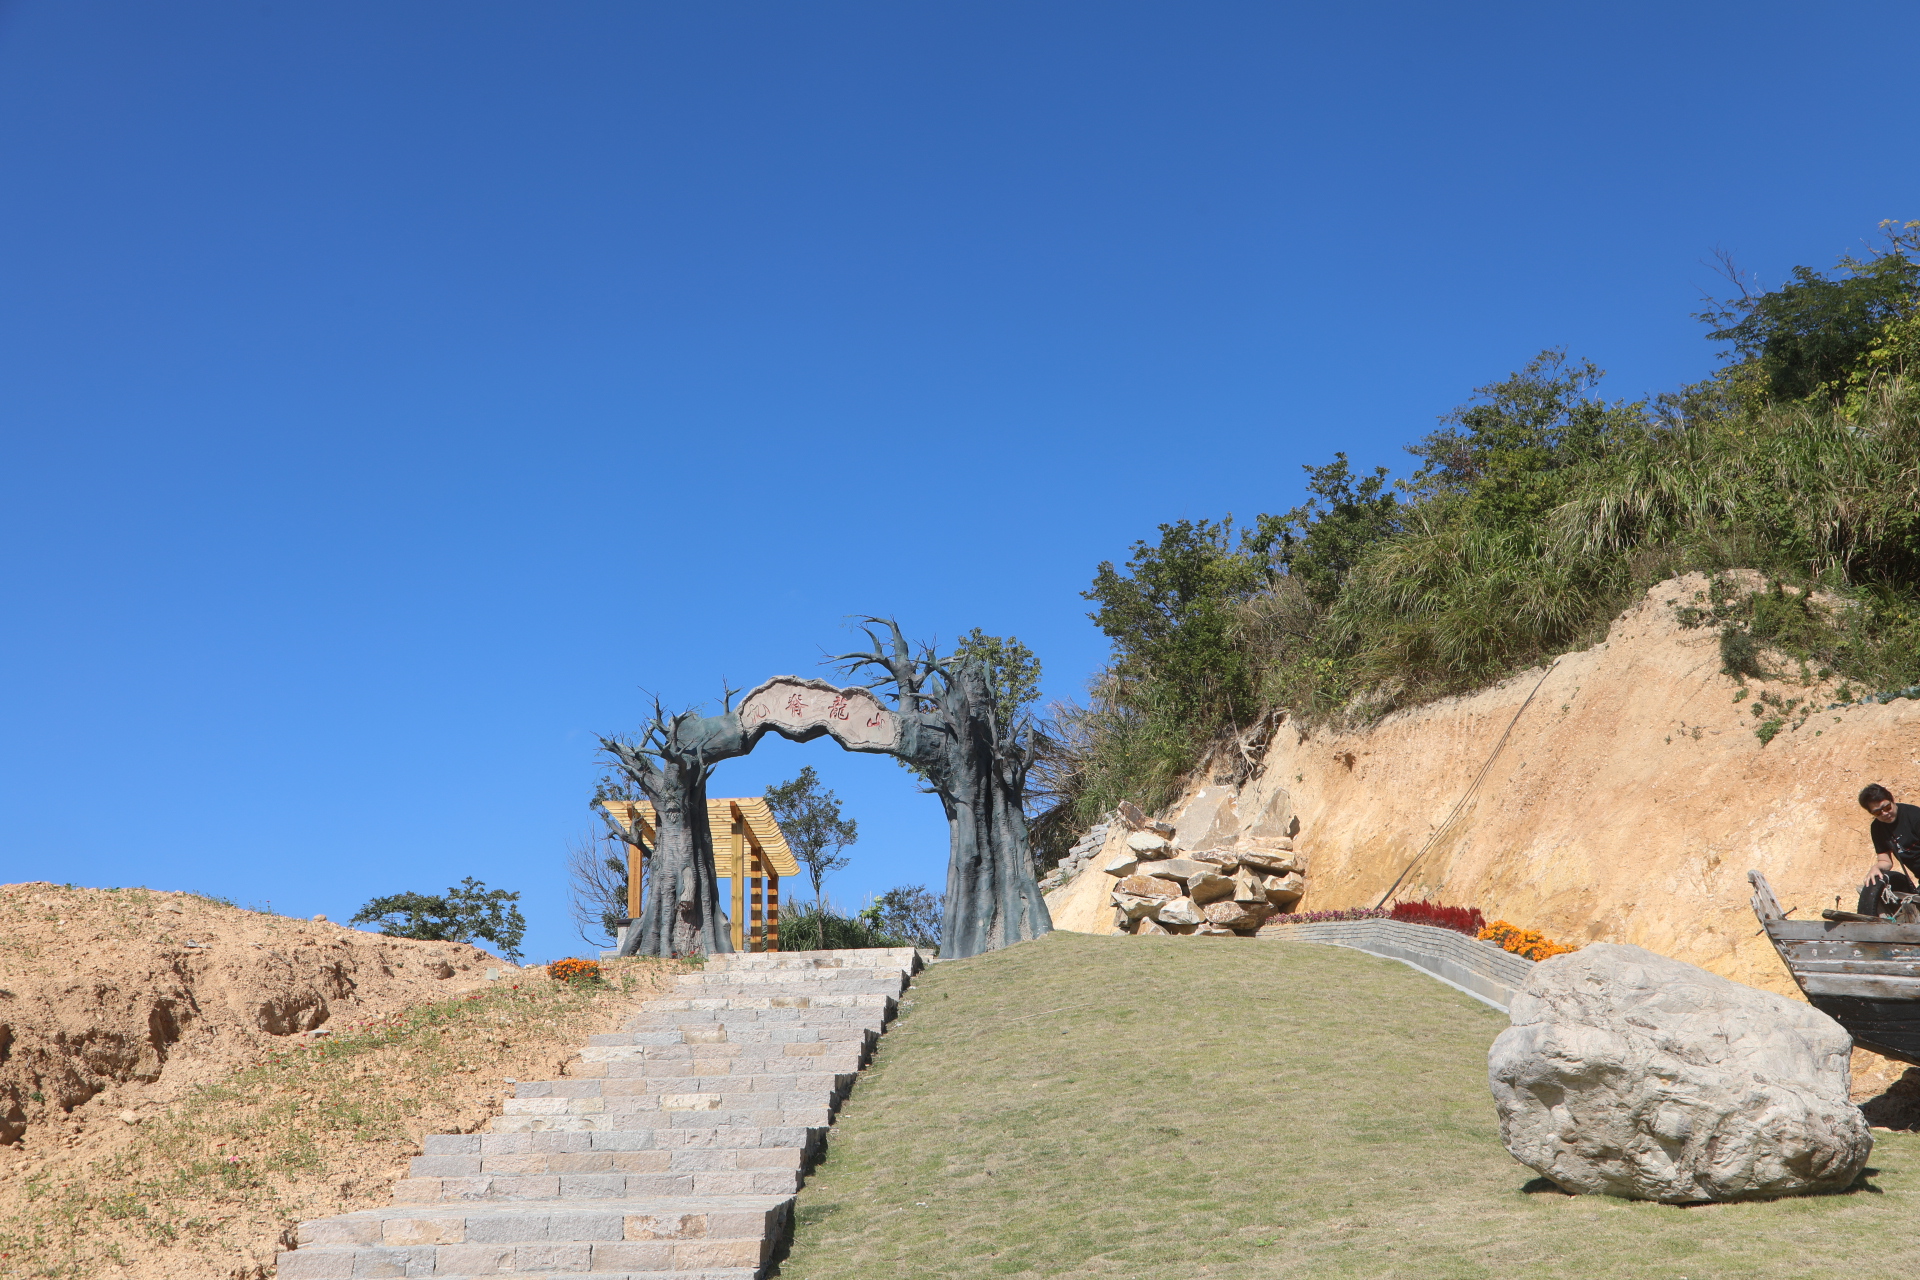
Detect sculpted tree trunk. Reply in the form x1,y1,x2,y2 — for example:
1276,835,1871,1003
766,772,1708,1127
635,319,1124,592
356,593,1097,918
600,695,750,957
830,621,1051,959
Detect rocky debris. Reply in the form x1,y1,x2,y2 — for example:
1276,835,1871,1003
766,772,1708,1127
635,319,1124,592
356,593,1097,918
1202,900,1272,931
1490,943,1872,1202
1071,803,1312,938
1133,857,1217,884
1173,786,1242,850
1237,845,1299,873
1265,872,1305,908
1037,817,1114,891
1186,873,1234,905
1241,786,1296,843
1158,898,1205,927
1115,876,1182,900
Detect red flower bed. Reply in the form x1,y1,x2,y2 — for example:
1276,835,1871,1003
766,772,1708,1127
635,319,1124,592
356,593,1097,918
1387,900,1486,936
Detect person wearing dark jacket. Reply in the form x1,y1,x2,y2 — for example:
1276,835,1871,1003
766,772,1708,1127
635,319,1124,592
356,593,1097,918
1856,783,1920,916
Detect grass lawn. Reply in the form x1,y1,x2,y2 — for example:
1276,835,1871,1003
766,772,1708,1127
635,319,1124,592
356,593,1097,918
779,930,1920,1280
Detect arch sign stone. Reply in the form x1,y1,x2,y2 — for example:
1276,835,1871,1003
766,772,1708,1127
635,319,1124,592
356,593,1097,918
738,677,897,752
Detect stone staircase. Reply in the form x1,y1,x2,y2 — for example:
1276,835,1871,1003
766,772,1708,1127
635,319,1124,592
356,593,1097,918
276,948,924,1279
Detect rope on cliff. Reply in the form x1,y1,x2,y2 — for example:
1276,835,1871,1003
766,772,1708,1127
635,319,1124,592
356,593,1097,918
1371,657,1562,911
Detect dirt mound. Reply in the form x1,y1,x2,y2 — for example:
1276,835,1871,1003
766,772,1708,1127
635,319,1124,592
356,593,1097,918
0,883,515,1152
0,883,685,1278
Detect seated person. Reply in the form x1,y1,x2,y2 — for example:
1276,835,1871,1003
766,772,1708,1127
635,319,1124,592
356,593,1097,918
1856,783,1920,916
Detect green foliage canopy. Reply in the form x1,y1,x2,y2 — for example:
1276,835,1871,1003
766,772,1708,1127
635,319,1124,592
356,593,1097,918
351,877,527,962
1705,227,1920,403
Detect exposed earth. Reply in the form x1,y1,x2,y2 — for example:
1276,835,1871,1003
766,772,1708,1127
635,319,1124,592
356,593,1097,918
0,883,684,1278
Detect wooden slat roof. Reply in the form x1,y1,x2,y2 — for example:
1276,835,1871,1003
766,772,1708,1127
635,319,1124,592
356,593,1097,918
594,797,799,878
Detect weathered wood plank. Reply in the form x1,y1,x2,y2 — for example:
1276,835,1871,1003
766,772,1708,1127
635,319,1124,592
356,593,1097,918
1749,870,1785,921
1801,973,1920,1000
1764,919,1920,944
1783,937,1920,953
1791,959,1920,977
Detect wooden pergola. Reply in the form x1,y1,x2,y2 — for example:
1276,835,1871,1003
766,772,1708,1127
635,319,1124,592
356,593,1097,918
594,797,799,952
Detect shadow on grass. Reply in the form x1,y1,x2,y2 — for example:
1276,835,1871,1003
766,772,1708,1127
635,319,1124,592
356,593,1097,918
1518,1169,1887,1202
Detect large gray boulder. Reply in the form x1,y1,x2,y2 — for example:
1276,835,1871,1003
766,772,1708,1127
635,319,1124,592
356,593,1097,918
1489,943,1871,1202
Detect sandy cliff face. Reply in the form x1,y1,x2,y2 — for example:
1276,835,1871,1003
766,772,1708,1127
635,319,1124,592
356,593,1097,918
1082,572,1920,998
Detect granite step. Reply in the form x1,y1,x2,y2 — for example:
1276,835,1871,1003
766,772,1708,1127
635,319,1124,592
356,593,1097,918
278,1195,790,1278
421,1124,825,1162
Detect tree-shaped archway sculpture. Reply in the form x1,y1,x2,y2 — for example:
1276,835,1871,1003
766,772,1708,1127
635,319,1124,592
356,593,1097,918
599,620,1052,960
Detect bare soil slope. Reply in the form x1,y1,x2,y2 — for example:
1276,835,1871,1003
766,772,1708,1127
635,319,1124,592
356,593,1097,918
0,883,511,1147
0,883,684,1279
1248,572,1920,995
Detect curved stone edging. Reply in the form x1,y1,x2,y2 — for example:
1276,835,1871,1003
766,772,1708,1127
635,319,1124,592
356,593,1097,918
1263,919,1533,1012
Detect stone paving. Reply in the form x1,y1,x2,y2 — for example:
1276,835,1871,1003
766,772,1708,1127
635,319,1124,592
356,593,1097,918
276,948,924,1279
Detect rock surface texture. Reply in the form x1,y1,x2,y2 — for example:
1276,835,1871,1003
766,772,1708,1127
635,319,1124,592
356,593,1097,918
1489,943,1871,1203
275,949,921,1280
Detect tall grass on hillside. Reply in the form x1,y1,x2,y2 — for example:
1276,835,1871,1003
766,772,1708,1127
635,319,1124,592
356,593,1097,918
1049,227,1920,829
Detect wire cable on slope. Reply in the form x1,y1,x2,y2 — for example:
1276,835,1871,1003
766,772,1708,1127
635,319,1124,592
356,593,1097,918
1371,658,1563,911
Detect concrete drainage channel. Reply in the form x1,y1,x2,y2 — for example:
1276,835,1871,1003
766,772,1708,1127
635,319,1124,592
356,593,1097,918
1267,919,1535,1011
276,947,926,1280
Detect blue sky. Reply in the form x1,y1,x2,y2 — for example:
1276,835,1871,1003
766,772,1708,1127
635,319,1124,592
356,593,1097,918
3,2,1916,962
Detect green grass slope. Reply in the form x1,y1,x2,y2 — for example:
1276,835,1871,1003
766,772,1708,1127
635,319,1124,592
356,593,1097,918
781,931,1920,1280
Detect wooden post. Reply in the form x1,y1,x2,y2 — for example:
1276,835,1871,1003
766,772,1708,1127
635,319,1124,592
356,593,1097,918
749,854,764,952
767,868,780,952
730,810,747,952
626,804,654,928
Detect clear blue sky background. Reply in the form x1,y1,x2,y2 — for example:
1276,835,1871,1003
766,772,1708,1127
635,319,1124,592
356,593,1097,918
3,2,1916,962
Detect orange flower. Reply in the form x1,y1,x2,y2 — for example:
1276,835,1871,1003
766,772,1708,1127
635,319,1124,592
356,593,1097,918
1477,920,1574,961
547,958,602,984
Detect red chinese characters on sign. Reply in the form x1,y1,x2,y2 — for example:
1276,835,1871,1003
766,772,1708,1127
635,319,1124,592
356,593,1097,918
784,693,806,719
866,710,885,729
827,696,849,721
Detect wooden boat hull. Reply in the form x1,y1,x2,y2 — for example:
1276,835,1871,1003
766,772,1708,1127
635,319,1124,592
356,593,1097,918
1800,993,1920,1064
1749,873,1920,1064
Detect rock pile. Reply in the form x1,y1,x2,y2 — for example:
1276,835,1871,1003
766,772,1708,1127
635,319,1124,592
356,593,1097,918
1099,803,1307,936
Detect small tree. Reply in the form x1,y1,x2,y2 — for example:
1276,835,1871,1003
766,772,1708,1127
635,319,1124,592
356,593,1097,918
864,884,943,950
764,766,858,951
351,877,526,962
